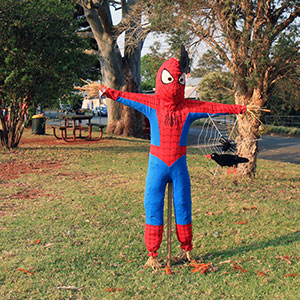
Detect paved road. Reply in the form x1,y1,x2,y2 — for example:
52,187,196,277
187,127,300,164
257,134,300,164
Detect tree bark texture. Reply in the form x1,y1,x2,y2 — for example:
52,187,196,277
236,114,259,176
0,103,27,149
235,89,264,176
82,1,144,138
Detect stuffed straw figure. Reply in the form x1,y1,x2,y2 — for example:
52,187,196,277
77,45,247,269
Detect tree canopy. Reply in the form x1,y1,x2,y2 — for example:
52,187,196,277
0,0,96,108
0,0,97,148
139,0,300,175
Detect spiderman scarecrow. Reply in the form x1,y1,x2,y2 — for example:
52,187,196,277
78,45,247,269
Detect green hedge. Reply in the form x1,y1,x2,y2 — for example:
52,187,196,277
263,125,300,136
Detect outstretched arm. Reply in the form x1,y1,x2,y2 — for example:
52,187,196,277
104,88,157,112
75,82,156,114
186,99,246,115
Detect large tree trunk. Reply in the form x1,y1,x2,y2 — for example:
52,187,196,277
83,4,144,138
235,89,263,177
236,114,259,176
106,38,144,137
111,54,144,137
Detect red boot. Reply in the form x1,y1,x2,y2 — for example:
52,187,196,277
144,223,163,257
176,223,193,251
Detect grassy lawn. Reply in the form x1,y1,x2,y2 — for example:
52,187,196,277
0,127,299,300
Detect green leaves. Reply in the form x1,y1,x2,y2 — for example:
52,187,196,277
197,71,234,104
0,0,97,148
0,0,96,107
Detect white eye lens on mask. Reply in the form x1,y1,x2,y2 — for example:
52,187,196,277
178,73,186,85
161,69,174,84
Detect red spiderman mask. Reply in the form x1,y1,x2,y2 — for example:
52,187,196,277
155,45,190,111
155,57,185,110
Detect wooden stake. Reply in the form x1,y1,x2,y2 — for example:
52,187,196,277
167,181,173,268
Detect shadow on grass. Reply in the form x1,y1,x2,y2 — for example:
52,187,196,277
21,145,150,154
207,231,300,261
274,177,300,182
20,135,150,152
20,135,151,153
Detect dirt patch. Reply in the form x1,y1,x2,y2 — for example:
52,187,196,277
0,160,62,180
9,188,53,200
19,136,62,146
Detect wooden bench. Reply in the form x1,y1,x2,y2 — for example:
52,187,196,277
51,125,67,140
51,123,105,141
89,123,106,141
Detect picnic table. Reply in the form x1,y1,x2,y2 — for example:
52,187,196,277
51,115,105,142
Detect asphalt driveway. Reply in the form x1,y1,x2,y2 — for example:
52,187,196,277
257,134,300,164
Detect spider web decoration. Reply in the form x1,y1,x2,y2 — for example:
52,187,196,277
197,114,239,156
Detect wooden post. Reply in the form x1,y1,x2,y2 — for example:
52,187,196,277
167,181,173,268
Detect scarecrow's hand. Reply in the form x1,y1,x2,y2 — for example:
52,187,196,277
99,85,107,99
245,105,270,124
74,82,107,99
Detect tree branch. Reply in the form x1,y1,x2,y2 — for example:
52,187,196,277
97,1,114,35
83,7,105,39
268,46,300,86
181,14,233,71
114,1,150,45
273,0,293,23
271,5,300,41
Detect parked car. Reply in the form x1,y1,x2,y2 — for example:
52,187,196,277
92,105,107,117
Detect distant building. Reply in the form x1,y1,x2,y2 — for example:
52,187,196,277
82,97,107,110
185,77,201,99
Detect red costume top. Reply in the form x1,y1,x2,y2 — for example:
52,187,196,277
103,57,246,166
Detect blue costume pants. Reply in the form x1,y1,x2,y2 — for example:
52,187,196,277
144,154,192,226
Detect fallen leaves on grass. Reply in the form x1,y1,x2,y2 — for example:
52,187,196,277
35,239,41,244
231,263,248,273
17,268,34,275
283,273,298,277
105,288,124,292
218,259,233,265
56,286,84,291
227,167,237,175
118,252,132,263
256,271,268,277
164,265,172,275
233,220,247,225
277,255,292,264
190,260,215,274
242,206,257,211
205,211,214,216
